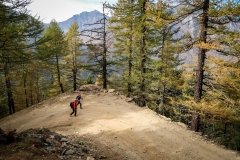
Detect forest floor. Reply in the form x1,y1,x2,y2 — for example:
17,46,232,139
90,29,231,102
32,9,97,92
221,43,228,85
0,90,239,160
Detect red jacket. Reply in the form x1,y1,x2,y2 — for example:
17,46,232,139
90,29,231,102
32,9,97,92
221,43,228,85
71,100,78,109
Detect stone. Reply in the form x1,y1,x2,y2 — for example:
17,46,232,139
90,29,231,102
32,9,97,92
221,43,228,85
46,146,56,152
49,135,55,139
60,137,68,142
61,142,67,148
108,89,115,93
126,98,133,102
65,149,75,155
87,156,95,160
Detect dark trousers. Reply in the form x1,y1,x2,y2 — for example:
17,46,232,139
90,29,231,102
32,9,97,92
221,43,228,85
70,107,77,116
78,100,83,109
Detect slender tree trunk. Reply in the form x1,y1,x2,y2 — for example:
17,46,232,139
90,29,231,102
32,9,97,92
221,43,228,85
127,0,134,95
140,0,147,93
162,85,166,105
36,71,40,103
23,73,29,107
4,62,15,114
56,54,64,93
30,76,33,106
161,29,166,104
102,3,107,89
128,38,133,94
194,0,209,102
30,85,33,106
73,68,77,91
73,41,77,91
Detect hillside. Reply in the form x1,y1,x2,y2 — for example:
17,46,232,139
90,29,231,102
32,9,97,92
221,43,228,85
0,91,239,160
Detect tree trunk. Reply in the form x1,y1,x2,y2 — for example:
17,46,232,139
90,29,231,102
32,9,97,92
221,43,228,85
73,40,78,91
56,54,64,93
73,68,77,91
30,81,33,106
190,113,200,132
23,73,29,107
140,0,147,93
28,72,34,106
36,71,40,103
128,43,133,94
4,62,15,114
194,0,209,102
127,0,134,96
128,24,133,95
102,3,107,89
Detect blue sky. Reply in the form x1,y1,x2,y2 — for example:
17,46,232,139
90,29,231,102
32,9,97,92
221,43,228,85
28,0,117,23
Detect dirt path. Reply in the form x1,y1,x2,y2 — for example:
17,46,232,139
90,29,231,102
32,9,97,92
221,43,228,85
0,92,239,160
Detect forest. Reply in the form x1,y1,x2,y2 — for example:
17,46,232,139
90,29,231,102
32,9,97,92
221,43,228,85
0,0,239,151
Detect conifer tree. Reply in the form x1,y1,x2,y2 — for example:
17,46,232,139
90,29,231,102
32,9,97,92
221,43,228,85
38,20,66,93
138,0,148,94
109,0,136,95
66,22,81,91
0,0,43,114
176,0,240,102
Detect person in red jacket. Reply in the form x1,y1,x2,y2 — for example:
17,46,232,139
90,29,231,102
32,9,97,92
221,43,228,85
70,99,78,116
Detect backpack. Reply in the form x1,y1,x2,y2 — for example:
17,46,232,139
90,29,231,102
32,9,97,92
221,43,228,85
70,102,74,108
76,95,81,100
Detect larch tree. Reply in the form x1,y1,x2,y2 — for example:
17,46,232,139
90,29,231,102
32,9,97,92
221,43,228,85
66,22,81,91
38,20,66,93
138,0,148,94
0,0,43,114
176,0,240,102
143,1,185,111
109,0,136,96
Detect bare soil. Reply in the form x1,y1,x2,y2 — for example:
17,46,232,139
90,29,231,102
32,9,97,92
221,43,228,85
0,91,239,160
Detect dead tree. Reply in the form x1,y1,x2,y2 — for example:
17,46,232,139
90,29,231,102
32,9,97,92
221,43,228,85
81,2,112,89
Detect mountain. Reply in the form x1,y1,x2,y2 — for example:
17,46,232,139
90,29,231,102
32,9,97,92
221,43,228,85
58,10,104,33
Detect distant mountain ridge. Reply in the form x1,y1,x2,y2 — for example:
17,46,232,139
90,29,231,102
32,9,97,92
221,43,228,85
58,10,104,32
